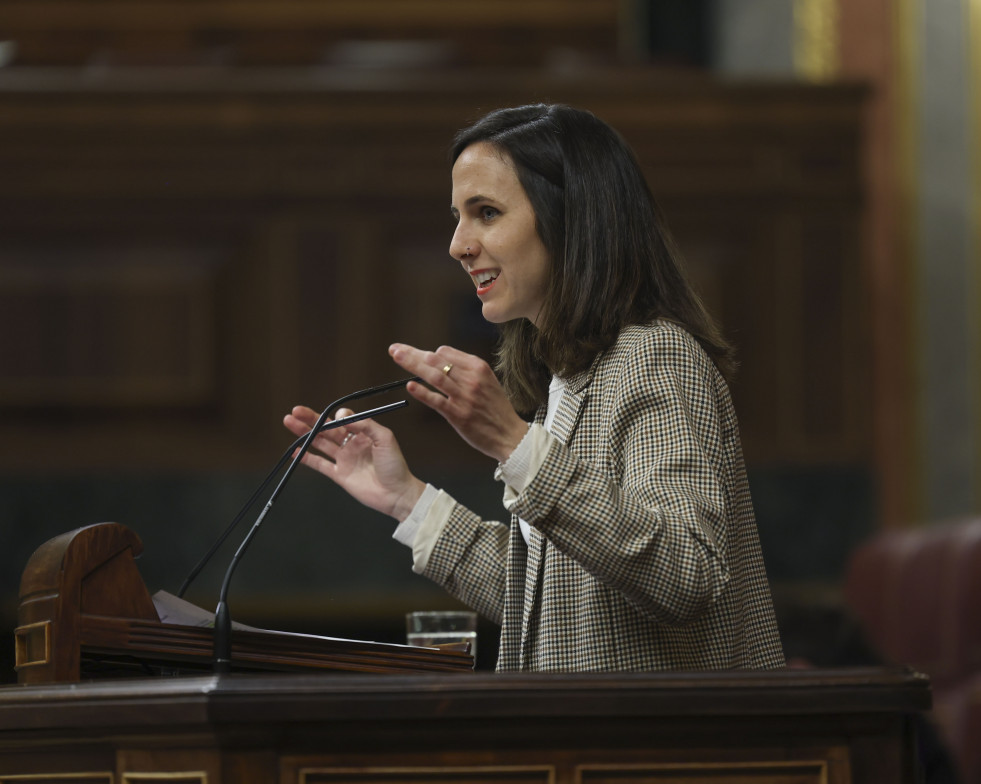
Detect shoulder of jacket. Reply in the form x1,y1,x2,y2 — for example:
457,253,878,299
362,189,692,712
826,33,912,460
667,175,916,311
613,320,707,364
569,321,712,394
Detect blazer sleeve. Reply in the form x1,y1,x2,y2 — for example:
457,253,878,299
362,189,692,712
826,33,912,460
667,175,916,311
421,504,511,626
507,326,734,626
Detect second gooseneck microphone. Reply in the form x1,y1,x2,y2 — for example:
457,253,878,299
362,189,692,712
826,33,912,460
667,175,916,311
177,377,419,600
190,377,419,674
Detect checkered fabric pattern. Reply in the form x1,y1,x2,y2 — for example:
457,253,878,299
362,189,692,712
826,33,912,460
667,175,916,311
423,321,785,671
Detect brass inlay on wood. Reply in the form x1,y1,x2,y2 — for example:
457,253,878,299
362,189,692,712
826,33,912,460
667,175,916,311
298,766,554,784
577,759,830,784
0,773,112,784
122,773,207,784
13,620,51,670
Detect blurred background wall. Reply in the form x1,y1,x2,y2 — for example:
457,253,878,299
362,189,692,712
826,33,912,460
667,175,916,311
0,0,977,677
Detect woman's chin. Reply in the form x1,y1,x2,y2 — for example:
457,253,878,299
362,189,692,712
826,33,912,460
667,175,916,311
480,305,507,325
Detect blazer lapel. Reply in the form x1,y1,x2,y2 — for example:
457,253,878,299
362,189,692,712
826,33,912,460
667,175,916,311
524,369,589,576
518,368,594,666
549,383,585,445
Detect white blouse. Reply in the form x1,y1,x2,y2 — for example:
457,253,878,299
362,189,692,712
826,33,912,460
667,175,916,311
392,376,566,569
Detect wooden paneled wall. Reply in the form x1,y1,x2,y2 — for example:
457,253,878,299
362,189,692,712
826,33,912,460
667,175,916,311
0,69,869,474
0,0,621,66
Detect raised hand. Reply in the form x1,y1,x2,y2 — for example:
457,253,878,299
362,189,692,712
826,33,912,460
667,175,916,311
388,343,530,464
282,405,425,522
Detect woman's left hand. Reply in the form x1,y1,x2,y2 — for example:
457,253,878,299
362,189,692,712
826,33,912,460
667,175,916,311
389,343,530,463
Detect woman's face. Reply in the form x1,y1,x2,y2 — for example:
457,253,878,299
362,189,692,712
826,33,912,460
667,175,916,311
449,142,550,327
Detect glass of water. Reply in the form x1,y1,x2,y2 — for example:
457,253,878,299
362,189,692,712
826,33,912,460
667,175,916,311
406,610,477,661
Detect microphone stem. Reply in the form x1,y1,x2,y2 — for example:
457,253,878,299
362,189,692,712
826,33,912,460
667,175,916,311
211,399,408,674
213,498,273,674
178,377,419,600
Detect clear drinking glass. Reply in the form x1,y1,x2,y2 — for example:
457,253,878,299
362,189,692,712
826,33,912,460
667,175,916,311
406,610,477,660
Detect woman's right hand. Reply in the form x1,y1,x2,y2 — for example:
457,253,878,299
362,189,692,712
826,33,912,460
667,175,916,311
283,406,426,522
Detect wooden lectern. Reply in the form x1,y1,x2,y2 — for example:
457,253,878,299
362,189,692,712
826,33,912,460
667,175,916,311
0,668,931,783
5,524,933,783
13,522,473,683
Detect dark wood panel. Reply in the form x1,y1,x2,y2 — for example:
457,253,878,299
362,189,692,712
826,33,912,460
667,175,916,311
0,244,219,407
0,0,620,66
0,70,869,472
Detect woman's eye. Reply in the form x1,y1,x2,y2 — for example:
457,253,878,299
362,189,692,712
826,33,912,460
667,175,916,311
481,206,499,220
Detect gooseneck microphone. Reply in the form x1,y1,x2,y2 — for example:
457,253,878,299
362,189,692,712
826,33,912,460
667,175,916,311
178,377,419,675
176,377,420,600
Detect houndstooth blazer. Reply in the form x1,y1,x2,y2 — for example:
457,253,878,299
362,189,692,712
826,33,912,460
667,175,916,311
422,321,785,671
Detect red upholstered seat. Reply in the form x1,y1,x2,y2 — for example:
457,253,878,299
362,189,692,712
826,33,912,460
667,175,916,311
844,517,981,783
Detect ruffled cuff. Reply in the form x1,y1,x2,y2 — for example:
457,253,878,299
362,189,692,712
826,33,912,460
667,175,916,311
392,483,458,573
494,423,554,509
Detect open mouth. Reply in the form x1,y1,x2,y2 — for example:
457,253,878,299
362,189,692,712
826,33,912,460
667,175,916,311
473,270,499,293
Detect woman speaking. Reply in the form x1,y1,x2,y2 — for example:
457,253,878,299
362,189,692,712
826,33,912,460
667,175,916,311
284,104,784,672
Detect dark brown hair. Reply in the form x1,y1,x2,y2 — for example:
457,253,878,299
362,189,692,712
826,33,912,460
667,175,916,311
451,104,735,415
